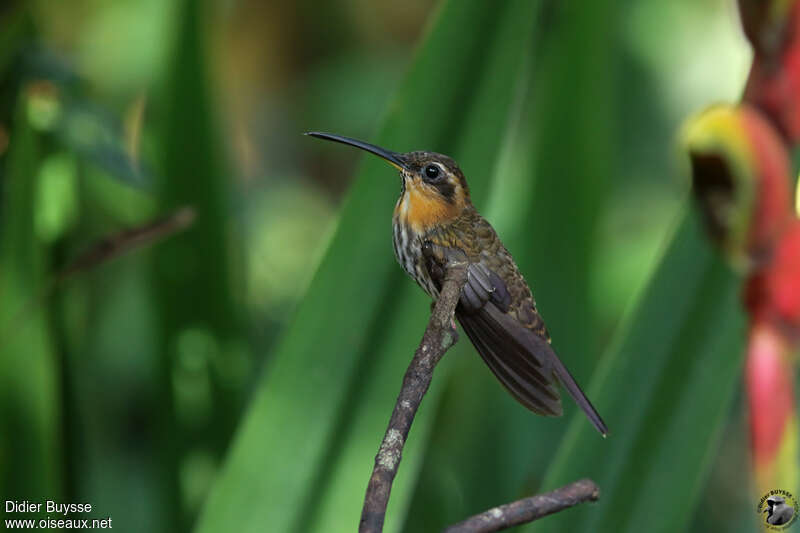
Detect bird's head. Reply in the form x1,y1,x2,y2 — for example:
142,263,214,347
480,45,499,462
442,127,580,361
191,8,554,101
306,132,471,231
768,496,785,508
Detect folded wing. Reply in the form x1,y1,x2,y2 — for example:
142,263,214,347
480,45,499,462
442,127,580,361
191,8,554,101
455,261,608,435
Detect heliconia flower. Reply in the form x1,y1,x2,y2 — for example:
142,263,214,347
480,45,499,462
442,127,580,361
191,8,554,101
796,175,799,215
767,221,800,329
740,0,800,142
745,322,798,499
682,104,794,269
738,0,797,55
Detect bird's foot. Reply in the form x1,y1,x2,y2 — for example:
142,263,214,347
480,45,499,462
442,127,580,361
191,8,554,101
449,318,459,343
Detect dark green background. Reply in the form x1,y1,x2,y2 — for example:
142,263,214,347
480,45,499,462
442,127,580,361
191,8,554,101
0,0,762,531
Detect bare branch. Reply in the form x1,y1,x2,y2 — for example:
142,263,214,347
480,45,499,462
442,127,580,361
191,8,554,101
57,206,196,281
443,478,600,533
0,206,196,343
359,260,468,533
357,258,599,533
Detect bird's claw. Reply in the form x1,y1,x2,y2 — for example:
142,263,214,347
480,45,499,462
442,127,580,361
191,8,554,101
449,318,459,343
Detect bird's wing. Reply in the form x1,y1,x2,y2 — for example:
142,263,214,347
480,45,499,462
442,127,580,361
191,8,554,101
429,247,607,434
464,295,608,436
452,261,559,416
422,240,607,434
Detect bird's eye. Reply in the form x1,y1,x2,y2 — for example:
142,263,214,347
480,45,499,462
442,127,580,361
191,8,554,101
424,164,440,180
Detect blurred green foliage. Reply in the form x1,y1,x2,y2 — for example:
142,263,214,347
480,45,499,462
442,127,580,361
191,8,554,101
0,0,761,532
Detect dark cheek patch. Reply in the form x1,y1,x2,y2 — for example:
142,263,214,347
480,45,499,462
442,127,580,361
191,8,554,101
435,179,456,202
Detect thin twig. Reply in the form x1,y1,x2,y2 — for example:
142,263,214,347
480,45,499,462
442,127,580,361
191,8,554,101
0,206,196,342
56,205,196,281
443,478,600,533
357,259,600,532
359,260,468,533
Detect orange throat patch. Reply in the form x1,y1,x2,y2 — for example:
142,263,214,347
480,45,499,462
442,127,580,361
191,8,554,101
394,184,460,234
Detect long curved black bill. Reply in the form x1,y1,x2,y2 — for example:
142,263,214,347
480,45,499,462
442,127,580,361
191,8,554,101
305,131,407,170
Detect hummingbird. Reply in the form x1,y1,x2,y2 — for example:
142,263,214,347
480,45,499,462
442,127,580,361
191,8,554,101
307,132,608,436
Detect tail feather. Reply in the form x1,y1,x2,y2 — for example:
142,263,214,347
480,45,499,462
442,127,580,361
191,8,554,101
549,353,608,437
465,302,608,437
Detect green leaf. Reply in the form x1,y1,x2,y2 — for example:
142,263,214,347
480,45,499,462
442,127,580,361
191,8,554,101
301,7,542,533
525,208,746,532
196,1,539,532
404,2,622,527
0,92,61,510
149,0,245,528
0,6,33,83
